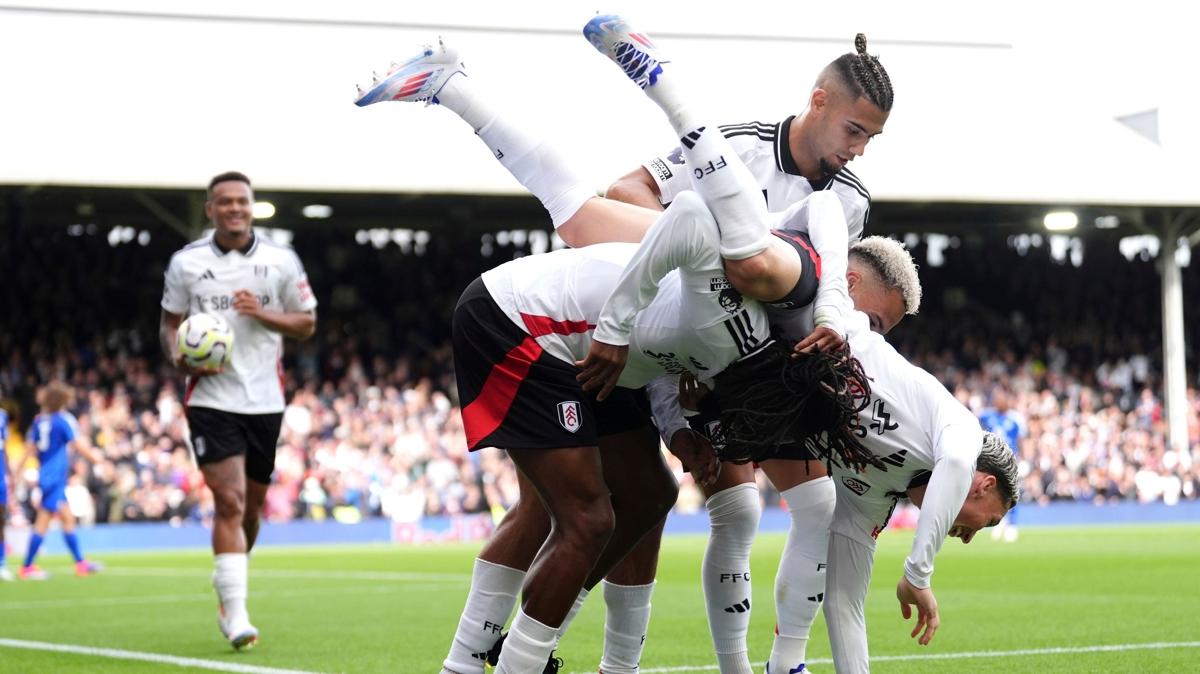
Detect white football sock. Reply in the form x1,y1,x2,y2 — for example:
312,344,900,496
557,587,589,642
495,607,558,674
702,483,761,674
442,558,525,674
213,553,250,626
434,74,493,132
639,64,771,260
600,580,655,674
436,75,594,227
769,477,835,674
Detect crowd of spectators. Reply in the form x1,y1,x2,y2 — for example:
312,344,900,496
2,220,1199,533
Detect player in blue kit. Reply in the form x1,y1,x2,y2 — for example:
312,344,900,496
18,382,103,580
0,406,13,582
979,387,1024,541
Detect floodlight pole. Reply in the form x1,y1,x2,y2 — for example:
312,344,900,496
1158,212,1189,455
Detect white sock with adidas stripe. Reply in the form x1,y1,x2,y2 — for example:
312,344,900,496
702,484,760,674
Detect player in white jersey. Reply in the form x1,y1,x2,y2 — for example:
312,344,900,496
687,311,1020,672
354,29,880,673
575,17,904,674
159,171,317,650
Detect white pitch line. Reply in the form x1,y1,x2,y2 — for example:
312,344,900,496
627,641,1200,673
0,638,330,674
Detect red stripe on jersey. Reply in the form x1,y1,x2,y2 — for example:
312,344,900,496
462,336,544,449
773,230,822,278
519,313,594,338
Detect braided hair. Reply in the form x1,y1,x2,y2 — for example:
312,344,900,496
711,341,885,472
826,33,894,112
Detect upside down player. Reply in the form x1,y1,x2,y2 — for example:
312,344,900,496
357,29,882,673
601,28,898,674
582,15,1016,674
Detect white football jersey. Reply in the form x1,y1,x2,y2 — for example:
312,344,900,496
830,312,982,587
162,232,317,414
482,193,771,390
643,116,871,241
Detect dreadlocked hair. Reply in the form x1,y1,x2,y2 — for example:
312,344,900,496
827,33,894,112
711,341,885,472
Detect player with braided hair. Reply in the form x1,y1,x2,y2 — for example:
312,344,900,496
594,22,903,674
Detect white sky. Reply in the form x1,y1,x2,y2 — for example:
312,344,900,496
1,0,1195,205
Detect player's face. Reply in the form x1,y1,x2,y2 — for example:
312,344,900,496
814,91,888,177
948,475,1009,544
206,181,254,237
847,269,906,334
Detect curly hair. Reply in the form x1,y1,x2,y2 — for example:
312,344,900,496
850,236,922,315
711,341,884,472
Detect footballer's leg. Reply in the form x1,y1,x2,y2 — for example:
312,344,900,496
760,461,836,674
825,530,875,673
201,454,259,650
698,465,761,674
20,508,53,580
493,446,614,674
0,502,10,582
442,472,549,674
586,423,676,674
355,39,660,248
57,503,102,576
584,14,803,303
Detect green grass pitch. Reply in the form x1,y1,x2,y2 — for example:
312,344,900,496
1,524,1197,673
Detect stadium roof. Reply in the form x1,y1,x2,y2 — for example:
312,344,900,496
2,1,1197,211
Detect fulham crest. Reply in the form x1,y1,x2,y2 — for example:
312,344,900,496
557,401,582,433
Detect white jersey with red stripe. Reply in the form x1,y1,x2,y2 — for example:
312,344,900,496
162,232,317,414
481,191,771,390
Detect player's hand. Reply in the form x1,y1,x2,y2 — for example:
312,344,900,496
896,577,940,645
678,373,711,412
794,326,845,355
668,429,720,487
232,289,263,318
575,341,628,402
174,354,221,377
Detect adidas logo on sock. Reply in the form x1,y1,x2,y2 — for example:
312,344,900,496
723,598,751,613
680,127,706,149
471,650,489,661
807,592,825,602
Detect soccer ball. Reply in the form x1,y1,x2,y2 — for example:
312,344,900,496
176,313,234,371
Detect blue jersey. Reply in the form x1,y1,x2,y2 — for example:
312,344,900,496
0,408,8,499
29,411,79,486
0,408,8,464
979,409,1022,452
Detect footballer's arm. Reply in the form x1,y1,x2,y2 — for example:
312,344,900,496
231,289,316,340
